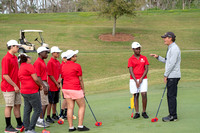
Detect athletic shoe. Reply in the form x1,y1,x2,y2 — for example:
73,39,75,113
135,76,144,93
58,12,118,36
162,115,177,122
36,120,50,128
5,125,18,132
16,124,24,131
142,112,149,119
52,115,59,121
77,126,90,131
69,127,76,132
133,113,140,119
60,115,67,120
25,130,37,133
46,117,54,123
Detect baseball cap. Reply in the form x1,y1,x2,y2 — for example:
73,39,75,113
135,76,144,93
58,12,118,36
37,46,50,54
7,40,21,47
61,52,67,59
131,42,142,49
161,32,176,38
50,46,62,53
65,50,79,59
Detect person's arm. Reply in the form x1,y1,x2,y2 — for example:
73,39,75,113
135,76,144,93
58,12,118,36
49,75,60,89
57,74,62,84
139,65,149,84
37,77,48,95
150,54,166,63
3,75,19,93
79,76,85,95
31,73,43,90
129,67,140,88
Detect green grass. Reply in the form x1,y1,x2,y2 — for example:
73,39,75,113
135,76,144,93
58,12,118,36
0,9,200,132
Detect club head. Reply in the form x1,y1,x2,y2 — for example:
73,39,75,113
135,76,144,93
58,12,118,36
131,113,134,118
42,129,51,133
95,121,102,126
151,117,158,122
20,126,24,132
58,118,64,124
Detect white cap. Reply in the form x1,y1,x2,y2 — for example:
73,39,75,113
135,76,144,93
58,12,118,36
7,40,21,47
50,46,62,53
65,50,79,59
61,52,67,59
37,46,50,54
18,53,30,62
131,42,142,49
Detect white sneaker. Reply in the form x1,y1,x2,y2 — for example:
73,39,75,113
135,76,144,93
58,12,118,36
36,120,50,128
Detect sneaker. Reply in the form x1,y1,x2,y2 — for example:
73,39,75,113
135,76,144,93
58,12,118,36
162,115,177,122
52,115,59,121
25,130,37,133
46,117,54,123
16,124,24,131
5,125,18,133
133,113,140,119
36,120,50,128
77,126,90,131
69,127,76,132
60,115,67,120
142,112,149,119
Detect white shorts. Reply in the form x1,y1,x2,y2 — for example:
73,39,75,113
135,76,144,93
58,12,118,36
129,79,148,94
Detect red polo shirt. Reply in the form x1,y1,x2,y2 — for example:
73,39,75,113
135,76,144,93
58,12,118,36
60,61,66,78
62,61,82,90
128,54,149,79
18,63,39,94
47,57,60,91
1,52,20,92
33,57,47,81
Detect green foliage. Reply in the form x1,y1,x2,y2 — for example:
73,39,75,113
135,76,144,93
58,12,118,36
98,0,136,19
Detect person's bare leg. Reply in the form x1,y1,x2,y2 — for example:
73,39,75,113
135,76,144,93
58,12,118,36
40,105,47,118
47,104,52,116
66,98,75,127
75,98,85,126
141,92,147,112
13,104,21,118
134,93,139,112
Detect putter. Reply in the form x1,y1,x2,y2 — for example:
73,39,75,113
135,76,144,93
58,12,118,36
84,96,102,126
151,85,167,122
131,88,139,118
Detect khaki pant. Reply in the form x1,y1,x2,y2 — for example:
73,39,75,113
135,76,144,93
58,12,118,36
3,91,21,106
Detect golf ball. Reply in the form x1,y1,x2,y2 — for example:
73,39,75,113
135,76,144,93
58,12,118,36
128,106,131,109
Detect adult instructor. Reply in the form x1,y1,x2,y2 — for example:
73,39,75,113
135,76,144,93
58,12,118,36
150,32,181,122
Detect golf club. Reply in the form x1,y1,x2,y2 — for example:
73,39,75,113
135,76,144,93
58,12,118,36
84,96,102,126
151,85,167,122
131,88,139,118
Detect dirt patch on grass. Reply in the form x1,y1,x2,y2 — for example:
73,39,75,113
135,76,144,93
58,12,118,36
99,33,134,42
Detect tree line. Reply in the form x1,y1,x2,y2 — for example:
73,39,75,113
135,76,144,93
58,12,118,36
0,0,200,14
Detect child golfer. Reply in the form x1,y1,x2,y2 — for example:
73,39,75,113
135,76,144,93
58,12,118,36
1,40,23,132
18,54,42,133
128,42,149,119
61,50,89,132
46,46,62,123
33,46,50,128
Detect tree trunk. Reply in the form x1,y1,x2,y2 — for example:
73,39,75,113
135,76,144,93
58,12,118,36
112,15,117,36
14,0,18,13
182,0,185,10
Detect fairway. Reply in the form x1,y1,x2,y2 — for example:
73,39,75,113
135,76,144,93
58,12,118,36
0,9,200,132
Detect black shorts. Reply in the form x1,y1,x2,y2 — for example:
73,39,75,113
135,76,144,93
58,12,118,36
48,91,59,104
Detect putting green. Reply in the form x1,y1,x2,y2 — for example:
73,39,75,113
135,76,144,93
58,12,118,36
29,81,199,133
